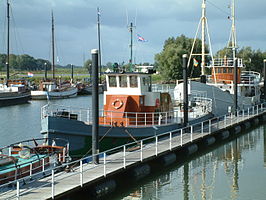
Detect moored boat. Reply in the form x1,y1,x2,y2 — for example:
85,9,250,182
31,80,77,100
0,138,69,185
41,71,213,157
0,80,31,107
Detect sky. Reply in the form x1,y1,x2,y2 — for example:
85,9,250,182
0,0,265,66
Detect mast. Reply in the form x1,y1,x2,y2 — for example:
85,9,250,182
201,0,206,75
6,0,10,80
188,0,214,80
51,11,55,79
97,7,102,83
129,22,134,71
228,0,237,60
228,0,238,113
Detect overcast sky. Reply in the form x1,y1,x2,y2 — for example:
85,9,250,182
0,0,265,66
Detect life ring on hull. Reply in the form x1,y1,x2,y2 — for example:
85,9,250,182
112,99,123,109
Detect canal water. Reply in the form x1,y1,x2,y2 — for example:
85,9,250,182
0,96,266,200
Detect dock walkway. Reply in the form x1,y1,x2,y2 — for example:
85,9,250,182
1,104,265,200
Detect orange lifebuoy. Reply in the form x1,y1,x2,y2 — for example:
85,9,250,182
112,99,123,109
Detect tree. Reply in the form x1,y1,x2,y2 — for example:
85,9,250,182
155,35,206,82
83,59,92,74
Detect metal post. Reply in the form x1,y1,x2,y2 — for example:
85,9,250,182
264,59,266,101
140,140,143,161
224,115,226,127
80,160,83,187
169,132,172,151
201,122,204,136
233,58,238,116
248,107,250,117
42,159,45,175
181,129,183,146
155,136,158,156
71,64,74,82
190,126,193,142
182,54,188,126
16,181,20,200
30,163,32,180
91,49,99,164
145,113,147,126
104,152,106,177
44,62,47,81
257,105,259,115
209,119,211,133
51,169,54,199
123,145,126,168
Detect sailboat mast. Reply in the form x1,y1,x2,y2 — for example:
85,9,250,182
6,0,10,80
52,11,55,79
97,7,102,83
201,0,206,75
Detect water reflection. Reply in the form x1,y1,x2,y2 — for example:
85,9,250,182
121,126,265,200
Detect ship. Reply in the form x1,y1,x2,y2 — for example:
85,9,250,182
174,0,261,115
41,71,213,157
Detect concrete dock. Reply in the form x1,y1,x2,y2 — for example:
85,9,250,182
1,104,266,200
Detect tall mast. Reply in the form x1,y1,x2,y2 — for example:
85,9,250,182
129,22,133,71
97,7,102,83
228,0,237,59
6,0,10,80
51,11,55,79
201,0,206,75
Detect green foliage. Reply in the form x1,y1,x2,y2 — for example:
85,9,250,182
83,59,92,73
0,53,51,71
155,35,206,82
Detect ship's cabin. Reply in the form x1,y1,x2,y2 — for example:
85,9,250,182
208,57,243,84
105,72,152,95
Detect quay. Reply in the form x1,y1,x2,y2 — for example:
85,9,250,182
1,103,266,200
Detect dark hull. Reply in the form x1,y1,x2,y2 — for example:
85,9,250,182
0,92,31,107
41,113,213,157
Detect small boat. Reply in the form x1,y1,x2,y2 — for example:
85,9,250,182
0,138,69,185
0,1,30,107
0,80,31,107
76,82,104,95
30,12,78,100
31,80,78,100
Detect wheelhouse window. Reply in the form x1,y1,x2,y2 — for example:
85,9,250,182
119,76,127,88
109,76,117,87
228,68,233,73
129,76,138,88
223,68,227,73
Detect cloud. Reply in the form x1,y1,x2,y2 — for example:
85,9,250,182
0,0,265,66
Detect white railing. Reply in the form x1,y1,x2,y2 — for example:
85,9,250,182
208,58,243,68
3,103,266,199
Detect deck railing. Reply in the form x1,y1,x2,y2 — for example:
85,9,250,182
41,102,212,128
2,103,266,199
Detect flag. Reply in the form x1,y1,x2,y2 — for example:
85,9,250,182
193,58,199,67
137,34,147,42
27,72,34,77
